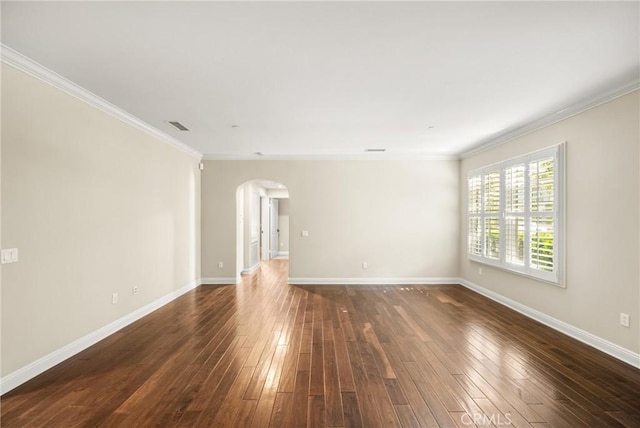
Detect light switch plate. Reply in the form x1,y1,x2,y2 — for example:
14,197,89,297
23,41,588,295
1,249,18,264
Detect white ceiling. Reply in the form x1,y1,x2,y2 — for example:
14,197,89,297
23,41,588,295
2,1,638,158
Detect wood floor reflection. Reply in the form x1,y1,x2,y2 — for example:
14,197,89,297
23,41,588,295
2,259,639,427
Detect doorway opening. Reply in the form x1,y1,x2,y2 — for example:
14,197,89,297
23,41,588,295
236,180,289,280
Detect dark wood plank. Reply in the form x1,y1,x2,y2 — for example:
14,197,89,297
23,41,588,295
345,340,386,428
395,404,421,428
307,394,326,428
342,392,364,428
269,392,293,427
231,399,257,427
277,293,308,393
290,370,310,428
333,326,356,392
209,366,256,427
250,344,288,426
323,340,345,426
309,293,325,396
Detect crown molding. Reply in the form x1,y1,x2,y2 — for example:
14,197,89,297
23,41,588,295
460,80,640,159
202,153,459,161
1,44,202,160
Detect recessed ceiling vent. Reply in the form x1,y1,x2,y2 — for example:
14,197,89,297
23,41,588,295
365,148,386,152
168,121,189,131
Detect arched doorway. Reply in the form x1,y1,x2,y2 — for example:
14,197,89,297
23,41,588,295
236,179,290,280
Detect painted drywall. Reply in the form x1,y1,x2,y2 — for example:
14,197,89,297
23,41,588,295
1,64,201,376
278,198,290,254
460,90,640,354
201,160,459,280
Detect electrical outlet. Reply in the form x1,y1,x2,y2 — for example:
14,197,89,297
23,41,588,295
620,313,630,328
218,261,224,269
362,262,368,269
112,293,118,304
132,286,139,295
479,267,483,275
301,230,309,237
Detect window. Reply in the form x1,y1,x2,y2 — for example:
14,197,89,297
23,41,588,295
467,143,564,284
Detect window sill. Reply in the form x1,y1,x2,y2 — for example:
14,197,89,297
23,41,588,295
468,256,565,288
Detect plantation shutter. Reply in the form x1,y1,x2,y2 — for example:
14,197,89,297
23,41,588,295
467,143,564,284
529,157,555,273
468,175,482,256
504,164,525,267
483,170,501,260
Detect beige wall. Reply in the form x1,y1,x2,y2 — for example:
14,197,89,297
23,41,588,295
1,65,201,376
460,91,640,353
201,160,459,280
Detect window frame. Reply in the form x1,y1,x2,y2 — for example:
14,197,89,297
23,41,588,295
467,143,565,286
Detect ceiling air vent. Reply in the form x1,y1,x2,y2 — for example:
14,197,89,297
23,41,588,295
365,148,386,152
168,121,189,131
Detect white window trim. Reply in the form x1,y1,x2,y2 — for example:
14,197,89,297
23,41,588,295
467,142,565,286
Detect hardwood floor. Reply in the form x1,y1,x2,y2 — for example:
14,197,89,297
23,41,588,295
2,259,639,427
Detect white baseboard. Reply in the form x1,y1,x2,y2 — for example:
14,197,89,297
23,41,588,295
278,251,289,256
288,277,459,285
457,278,640,369
200,277,239,285
0,278,202,395
241,263,260,274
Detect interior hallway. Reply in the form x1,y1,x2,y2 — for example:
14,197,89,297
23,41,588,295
2,260,639,427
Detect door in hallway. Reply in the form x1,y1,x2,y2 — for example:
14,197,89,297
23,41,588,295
261,196,269,261
270,198,279,259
